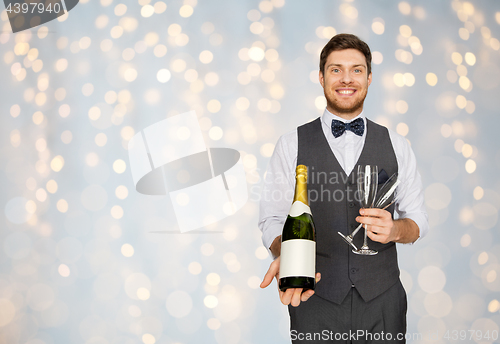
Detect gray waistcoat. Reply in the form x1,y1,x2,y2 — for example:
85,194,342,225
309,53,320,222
297,117,399,304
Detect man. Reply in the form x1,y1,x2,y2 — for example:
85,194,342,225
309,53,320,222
259,34,428,343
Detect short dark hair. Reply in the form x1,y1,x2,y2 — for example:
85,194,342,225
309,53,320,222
319,33,372,76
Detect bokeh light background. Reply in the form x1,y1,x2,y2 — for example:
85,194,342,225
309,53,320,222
1,0,500,343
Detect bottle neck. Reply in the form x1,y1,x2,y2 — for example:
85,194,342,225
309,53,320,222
293,174,309,206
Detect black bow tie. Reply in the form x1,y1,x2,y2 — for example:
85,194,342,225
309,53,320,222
331,118,365,138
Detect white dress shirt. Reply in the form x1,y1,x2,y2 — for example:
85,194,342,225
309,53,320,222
258,109,429,257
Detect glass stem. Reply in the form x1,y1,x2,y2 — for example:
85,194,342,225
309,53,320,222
362,224,368,248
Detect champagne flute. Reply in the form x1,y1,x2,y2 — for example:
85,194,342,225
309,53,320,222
338,171,400,251
352,165,378,255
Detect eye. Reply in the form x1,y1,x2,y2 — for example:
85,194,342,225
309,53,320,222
354,69,362,73
332,68,340,73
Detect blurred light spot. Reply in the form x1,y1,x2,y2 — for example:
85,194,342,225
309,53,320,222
114,4,127,16
488,299,500,313
57,199,68,213
372,18,385,35
51,155,64,172
166,291,192,317
396,122,409,136
124,68,138,82
451,52,463,65
464,52,476,66
10,130,20,147
184,69,198,82
58,264,70,277
478,252,489,265
204,295,218,308
129,305,141,317
236,97,250,111
372,51,383,65
113,159,126,173
180,4,193,17
207,273,220,286
153,44,167,57
95,133,108,147
171,59,186,72
465,159,476,173
456,95,467,109
248,47,265,61
205,72,219,86
115,185,128,200
137,287,150,300
473,186,484,200
400,25,412,37
141,5,155,17
110,25,124,39
459,28,469,40
209,126,223,140
250,22,264,35
465,100,475,114
142,333,155,344
201,22,215,35
396,100,408,114
426,73,437,86
424,291,453,317
425,183,452,210
260,143,275,158
59,104,71,118
440,123,453,138
168,23,182,37
0,299,16,326
398,1,411,15
461,143,473,158
201,243,214,256
315,96,327,110
100,39,113,51
207,99,221,113
86,152,99,167
10,104,21,118
207,318,221,330
157,69,171,83
237,72,251,85
46,179,58,193
418,266,446,293
188,262,202,275
460,234,471,247
255,246,269,260
111,205,124,219
459,76,471,90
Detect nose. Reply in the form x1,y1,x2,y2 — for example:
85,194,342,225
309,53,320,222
340,71,353,85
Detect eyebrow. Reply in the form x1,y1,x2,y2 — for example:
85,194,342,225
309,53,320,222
326,63,366,69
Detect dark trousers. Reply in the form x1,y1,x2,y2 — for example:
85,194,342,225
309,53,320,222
288,280,407,344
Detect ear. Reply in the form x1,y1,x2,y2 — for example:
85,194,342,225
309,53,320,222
319,70,324,88
368,72,372,86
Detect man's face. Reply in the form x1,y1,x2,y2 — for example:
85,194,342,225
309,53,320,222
319,48,372,120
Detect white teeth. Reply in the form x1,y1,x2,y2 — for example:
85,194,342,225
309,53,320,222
338,90,354,94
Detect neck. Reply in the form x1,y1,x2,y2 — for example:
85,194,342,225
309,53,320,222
326,106,364,121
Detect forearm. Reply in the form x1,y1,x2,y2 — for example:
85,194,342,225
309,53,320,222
270,235,282,258
393,218,419,244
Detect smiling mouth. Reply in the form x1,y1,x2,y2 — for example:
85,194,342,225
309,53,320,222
336,89,356,95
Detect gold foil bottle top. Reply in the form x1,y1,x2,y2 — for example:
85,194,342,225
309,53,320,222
296,165,308,179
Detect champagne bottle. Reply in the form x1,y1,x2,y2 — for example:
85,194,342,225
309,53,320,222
279,165,316,292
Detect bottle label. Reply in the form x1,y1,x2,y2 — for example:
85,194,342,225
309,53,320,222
288,201,312,217
279,239,316,279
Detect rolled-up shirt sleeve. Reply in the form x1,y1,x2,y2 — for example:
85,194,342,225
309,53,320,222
258,131,297,258
389,131,429,244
